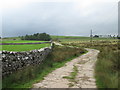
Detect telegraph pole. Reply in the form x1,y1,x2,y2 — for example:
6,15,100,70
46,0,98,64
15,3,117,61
90,29,93,46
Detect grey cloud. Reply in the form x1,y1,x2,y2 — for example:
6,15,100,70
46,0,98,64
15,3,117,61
2,2,118,37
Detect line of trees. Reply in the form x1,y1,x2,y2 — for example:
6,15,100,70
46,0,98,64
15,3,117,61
21,33,51,41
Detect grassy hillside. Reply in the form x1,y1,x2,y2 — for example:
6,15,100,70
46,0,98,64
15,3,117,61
2,37,20,39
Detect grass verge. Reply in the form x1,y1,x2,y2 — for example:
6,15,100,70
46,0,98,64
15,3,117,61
94,46,118,89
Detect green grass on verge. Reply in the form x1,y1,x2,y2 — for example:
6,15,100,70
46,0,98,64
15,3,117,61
2,43,50,51
63,65,78,87
2,45,86,88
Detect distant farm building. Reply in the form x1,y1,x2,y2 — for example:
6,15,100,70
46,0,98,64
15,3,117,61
93,35,117,38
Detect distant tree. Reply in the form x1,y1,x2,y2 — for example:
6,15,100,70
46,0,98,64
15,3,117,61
21,36,25,40
94,35,99,38
117,35,120,39
21,33,51,41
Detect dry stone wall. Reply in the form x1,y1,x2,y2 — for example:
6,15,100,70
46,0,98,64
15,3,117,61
1,45,53,76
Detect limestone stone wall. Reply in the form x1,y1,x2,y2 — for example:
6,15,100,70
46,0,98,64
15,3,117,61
1,46,52,76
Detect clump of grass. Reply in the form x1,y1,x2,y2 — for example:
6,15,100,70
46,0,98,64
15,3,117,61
2,45,85,88
68,83,74,87
63,65,78,87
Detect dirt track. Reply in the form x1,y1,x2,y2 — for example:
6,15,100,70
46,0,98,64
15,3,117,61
33,48,99,88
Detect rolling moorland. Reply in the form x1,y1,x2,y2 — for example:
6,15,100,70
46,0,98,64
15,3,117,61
1,35,119,88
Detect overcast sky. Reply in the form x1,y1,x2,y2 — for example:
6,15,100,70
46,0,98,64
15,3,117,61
0,0,119,37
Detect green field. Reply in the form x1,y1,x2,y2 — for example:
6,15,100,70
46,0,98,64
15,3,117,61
2,37,21,40
1,40,48,43
0,39,50,51
2,43,50,51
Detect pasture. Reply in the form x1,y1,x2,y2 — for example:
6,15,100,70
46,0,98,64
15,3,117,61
2,44,50,51
1,39,51,51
